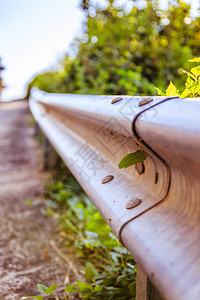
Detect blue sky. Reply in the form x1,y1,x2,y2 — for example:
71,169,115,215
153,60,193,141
0,0,85,100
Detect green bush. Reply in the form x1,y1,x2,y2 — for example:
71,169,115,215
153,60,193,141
27,0,200,97
156,57,200,97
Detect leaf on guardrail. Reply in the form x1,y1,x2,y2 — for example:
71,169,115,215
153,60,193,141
118,150,147,169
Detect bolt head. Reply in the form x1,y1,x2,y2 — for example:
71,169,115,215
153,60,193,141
102,175,114,184
138,97,154,107
111,97,123,104
126,198,142,209
135,162,145,175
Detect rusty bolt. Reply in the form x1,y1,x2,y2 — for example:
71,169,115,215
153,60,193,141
126,198,142,209
138,97,154,107
111,96,123,104
135,162,145,175
102,175,114,184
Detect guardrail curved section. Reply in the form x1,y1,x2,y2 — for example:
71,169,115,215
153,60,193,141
30,88,200,300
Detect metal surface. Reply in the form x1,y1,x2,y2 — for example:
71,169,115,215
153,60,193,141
30,88,200,300
30,88,172,241
121,97,200,300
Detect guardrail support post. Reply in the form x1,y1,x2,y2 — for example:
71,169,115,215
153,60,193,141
34,122,40,136
136,263,148,300
136,264,165,300
43,137,50,170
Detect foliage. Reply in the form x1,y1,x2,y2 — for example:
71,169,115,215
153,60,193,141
27,0,200,97
118,150,147,169
22,172,137,299
156,58,200,97
20,283,57,300
44,174,127,257
65,263,136,299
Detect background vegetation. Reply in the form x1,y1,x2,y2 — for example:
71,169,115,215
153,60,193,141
27,0,200,97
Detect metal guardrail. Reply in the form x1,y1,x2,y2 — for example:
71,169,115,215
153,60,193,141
30,88,200,300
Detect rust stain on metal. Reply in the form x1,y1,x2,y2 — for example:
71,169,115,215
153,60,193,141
102,175,114,184
111,96,123,104
135,162,145,175
107,218,112,221
126,198,142,210
138,97,154,107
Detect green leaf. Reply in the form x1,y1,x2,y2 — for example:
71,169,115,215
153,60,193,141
154,87,165,96
118,150,147,169
180,89,190,98
186,81,200,95
94,285,101,292
128,281,136,296
26,198,33,206
76,281,93,292
188,57,200,62
191,66,200,77
166,81,180,96
45,284,57,295
182,69,196,81
64,283,77,293
191,85,200,96
85,262,99,280
37,283,48,294
185,76,194,88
